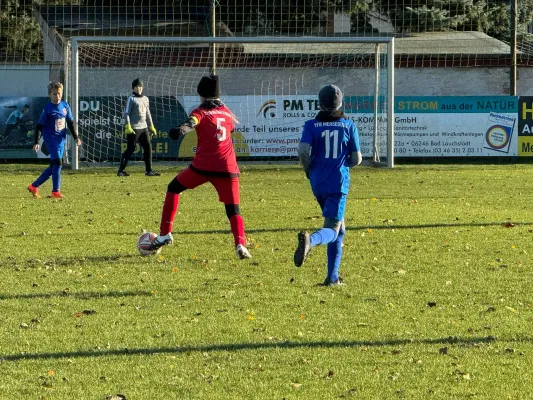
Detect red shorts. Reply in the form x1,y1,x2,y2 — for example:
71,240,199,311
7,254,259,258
176,166,240,204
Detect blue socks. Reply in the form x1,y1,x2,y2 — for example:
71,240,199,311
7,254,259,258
309,227,346,282
32,164,62,192
309,228,338,247
33,166,53,188
52,164,62,192
327,229,345,282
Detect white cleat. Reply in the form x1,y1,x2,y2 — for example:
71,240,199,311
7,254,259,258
149,232,174,251
236,244,252,259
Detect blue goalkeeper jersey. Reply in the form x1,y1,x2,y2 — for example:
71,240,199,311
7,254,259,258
301,116,360,196
6,109,23,125
38,101,73,139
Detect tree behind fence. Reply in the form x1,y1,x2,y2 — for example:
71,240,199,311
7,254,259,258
1,1,532,66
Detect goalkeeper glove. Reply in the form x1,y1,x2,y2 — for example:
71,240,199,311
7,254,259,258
124,124,134,135
169,127,181,140
149,125,157,136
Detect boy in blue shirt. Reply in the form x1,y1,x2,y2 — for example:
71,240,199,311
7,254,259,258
294,85,362,286
28,82,82,199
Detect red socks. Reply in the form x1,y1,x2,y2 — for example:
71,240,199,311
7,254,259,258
229,215,246,246
160,192,246,247
159,192,180,235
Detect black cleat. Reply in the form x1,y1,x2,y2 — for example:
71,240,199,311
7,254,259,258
145,170,161,176
320,277,344,287
117,170,130,177
294,231,310,267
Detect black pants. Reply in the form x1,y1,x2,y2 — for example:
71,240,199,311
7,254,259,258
2,123,27,138
119,127,152,172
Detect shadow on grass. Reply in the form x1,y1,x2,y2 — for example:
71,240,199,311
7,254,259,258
0,289,155,301
158,221,533,235
1,253,141,266
6,221,533,240
1,335,499,362
349,221,533,231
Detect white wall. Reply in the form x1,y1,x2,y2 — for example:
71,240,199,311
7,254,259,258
0,66,51,96
0,64,532,97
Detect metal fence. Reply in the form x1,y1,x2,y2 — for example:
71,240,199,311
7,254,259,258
1,1,531,67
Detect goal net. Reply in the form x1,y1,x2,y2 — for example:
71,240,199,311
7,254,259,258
67,37,394,169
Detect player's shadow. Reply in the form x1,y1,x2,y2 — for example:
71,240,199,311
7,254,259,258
7,221,531,240
3,253,141,266
174,221,533,235
0,289,155,301
1,335,503,362
348,221,533,231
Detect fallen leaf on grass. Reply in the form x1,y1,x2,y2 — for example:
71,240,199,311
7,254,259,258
505,347,515,353
502,222,515,228
75,309,96,317
106,395,127,400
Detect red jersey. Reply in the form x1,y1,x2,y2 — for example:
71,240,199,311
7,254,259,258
189,105,239,175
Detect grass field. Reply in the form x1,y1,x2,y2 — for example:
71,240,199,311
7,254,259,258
1,162,533,399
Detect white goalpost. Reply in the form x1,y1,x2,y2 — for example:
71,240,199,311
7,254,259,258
67,36,394,170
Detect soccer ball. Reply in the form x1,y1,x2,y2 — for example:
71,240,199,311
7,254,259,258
137,232,162,256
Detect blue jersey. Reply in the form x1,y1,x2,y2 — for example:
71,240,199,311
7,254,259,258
38,101,73,139
301,116,360,196
6,109,23,125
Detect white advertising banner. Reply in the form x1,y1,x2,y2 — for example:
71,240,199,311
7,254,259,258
181,96,519,158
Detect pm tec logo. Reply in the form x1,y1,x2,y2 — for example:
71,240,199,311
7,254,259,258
257,100,277,119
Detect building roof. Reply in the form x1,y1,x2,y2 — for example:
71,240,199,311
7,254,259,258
35,5,524,67
36,4,210,37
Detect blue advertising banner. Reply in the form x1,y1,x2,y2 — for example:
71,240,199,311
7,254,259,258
0,97,50,159
77,96,187,161
0,96,188,161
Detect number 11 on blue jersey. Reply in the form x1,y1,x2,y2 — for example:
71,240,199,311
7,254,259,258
321,129,340,158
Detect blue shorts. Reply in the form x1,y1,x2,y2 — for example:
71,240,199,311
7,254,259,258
316,193,347,221
43,135,66,160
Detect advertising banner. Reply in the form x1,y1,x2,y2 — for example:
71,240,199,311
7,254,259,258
393,96,518,157
182,95,519,158
0,97,50,159
518,97,533,156
0,95,524,161
77,96,187,161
